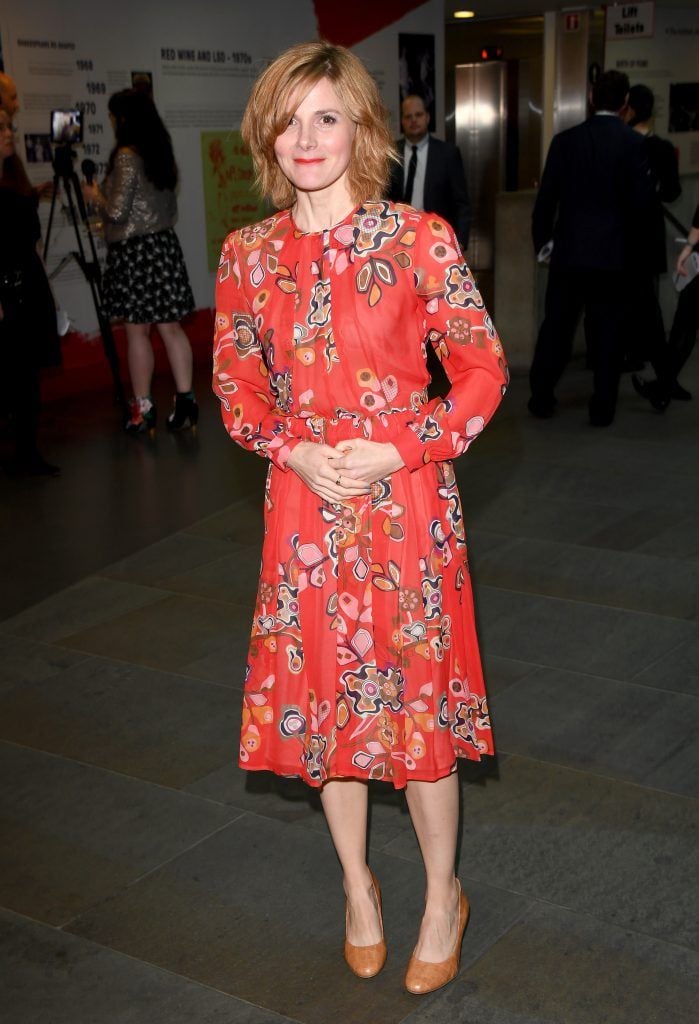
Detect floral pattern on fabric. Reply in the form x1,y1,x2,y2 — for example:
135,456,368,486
214,201,508,789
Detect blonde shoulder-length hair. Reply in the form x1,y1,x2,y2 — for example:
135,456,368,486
241,40,396,210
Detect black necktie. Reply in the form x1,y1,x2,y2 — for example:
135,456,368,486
403,144,418,204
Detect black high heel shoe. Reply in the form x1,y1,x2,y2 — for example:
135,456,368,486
125,396,156,436
166,391,199,433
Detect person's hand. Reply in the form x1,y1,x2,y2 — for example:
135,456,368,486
35,180,54,200
330,438,404,486
81,182,100,205
287,441,371,503
676,245,692,277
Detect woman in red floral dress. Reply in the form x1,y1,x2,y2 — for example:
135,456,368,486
213,42,507,994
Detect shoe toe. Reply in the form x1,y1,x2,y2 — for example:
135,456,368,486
344,940,386,978
405,956,457,994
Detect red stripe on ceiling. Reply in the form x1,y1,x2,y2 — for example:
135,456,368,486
313,0,429,49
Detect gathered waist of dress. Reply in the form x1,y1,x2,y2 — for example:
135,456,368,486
281,397,429,446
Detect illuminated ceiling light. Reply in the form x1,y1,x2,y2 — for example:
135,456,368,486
454,10,476,18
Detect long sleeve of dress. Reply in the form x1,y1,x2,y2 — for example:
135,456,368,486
213,232,303,471
101,150,138,225
392,216,508,472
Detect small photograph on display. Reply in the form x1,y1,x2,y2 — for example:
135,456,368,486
131,71,154,98
668,82,699,133
398,33,436,123
24,133,53,163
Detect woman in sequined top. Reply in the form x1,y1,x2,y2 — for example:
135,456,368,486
84,89,197,434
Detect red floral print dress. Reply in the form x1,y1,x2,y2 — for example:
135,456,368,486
213,201,508,789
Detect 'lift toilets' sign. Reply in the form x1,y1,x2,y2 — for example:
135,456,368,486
606,3,655,40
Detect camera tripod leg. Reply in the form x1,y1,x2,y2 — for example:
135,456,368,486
43,151,127,411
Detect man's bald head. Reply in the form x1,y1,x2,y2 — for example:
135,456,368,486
0,73,19,118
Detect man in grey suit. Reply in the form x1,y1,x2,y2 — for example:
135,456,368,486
388,94,471,252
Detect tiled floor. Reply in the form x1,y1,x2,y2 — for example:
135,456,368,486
1,359,698,1023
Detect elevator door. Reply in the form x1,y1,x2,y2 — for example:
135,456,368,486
455,62,506,272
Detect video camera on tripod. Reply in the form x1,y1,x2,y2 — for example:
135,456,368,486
44,108,125,405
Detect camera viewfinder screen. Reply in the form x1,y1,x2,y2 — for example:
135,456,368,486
51,109,84,145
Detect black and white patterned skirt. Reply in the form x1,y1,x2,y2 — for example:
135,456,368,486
103,228,195,323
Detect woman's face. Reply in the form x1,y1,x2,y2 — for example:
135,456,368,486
0,111,15,161
273,77,356,199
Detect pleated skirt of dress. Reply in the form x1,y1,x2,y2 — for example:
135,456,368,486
239,414,494,789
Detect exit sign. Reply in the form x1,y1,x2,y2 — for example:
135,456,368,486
606,2,655,40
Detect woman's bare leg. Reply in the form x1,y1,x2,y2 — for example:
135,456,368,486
319,779,382,945
405,772,461,962
125,322,154,396
155,321,193,392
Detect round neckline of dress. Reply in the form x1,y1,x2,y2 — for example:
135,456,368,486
287,203,362,236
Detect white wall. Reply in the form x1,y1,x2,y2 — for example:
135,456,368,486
0,0,443,333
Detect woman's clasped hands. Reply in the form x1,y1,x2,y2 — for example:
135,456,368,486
287,437,404,503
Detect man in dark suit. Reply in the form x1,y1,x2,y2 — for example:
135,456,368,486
529,70,653,426
623,83,683,404
388,94,471,252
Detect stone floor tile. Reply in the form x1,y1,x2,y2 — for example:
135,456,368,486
0,742,238,925
1,350,697,1024
187,764,323,823
467,529,512,559
0,636,88,695
0,377,253,621
491,666,699,796
635,516,699,562
467,487,640,547
0,578,168,643
402,901,699,1024
474,534,699,620
101,532,237,586
468,449,696,517
178,619,252,686
186,496,265,548
159,548,262,606
67,814,531,1024
584,509,699,557
481,654,537,696
384,756,699,952
632,636,699,697
187,759,506,853
186,764,417,850
0,910,293,1024
475,586,696,681
56,593,247,673
0,657,238,788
